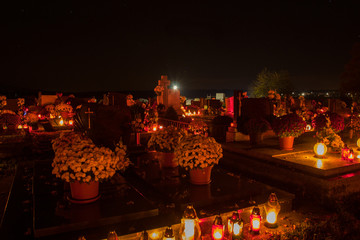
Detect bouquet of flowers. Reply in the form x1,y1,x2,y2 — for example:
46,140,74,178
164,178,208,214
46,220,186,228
147,126,187,152
312,112,344,133
272,113,306,138
188,120,208,135
51,132,130,183
131,118,144,132
24,112,39,124
0,96,6,109
316,117,344,151
175,134,223,170
154,85,165,96
346,115,360,132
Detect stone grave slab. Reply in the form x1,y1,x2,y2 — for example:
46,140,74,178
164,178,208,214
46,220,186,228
221,136,360,204
33,160,159,238
126,153,294,212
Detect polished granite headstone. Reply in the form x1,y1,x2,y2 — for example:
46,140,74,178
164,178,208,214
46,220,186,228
126,153,294,211
221,134,360,204
33,161,158,238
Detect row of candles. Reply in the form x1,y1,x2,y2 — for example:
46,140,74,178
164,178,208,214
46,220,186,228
314,139,360,162
102,193,281,240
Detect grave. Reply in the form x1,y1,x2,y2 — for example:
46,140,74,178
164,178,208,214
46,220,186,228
155,75,182,114
221,133,360,204
32,160,159,238
125,152,294,212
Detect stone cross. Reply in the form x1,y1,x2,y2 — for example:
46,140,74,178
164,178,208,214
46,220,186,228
85,107,94,129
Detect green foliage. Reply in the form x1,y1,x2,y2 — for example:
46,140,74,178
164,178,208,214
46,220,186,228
249,68,293,97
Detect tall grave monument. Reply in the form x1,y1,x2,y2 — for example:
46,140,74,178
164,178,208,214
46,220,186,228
155,75,181,114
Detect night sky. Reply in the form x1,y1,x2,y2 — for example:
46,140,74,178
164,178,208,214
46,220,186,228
5,1,360,93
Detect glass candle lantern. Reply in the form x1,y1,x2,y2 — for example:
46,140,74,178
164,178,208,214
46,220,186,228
264,193,281,228
150,231,161,240
107,231,119,240
250,206,261,234
348,149,355,161
211,215,224,240
342,145,350,160
179,205,201,240
141,230,149,240
227,212,239,235
163,227,175,240
314,143,327,158
232,217,243,240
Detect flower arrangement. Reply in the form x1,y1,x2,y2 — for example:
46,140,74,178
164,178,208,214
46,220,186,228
25,112,39,124
0,96,7,109
245,118,271,134
154,85,165,95
312,112,344,133
175,134,223,170
188,120,208,135
316,117,344,151
272,113,306,138
147,125,187,152
131,117,144,132
51,132,130,183
346,115,360,132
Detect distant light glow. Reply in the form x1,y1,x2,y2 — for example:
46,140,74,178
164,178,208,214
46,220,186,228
173,85,178,90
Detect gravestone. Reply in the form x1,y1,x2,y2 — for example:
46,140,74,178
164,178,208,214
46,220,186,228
74,102,132,148
225,96,234,116
155,75,181,114
237,98,273,133
126,153,294,211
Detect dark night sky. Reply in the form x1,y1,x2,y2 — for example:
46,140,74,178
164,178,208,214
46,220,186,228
5,0,360,93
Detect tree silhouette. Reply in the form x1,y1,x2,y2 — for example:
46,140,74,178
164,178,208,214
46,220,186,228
249,68,293,98
341,42,360,95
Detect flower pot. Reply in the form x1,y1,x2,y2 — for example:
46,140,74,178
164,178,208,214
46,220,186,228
249,133,263,145
69,181,100,203
155,152,178,168
279,136,294,150
189,166,213,185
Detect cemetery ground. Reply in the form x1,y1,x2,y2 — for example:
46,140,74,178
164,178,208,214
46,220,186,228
1,131,360,239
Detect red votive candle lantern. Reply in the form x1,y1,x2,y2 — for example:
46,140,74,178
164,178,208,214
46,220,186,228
250,206,261,234
348,149,355,161
163,227,175,240
212,215,224,240
341,145,350,160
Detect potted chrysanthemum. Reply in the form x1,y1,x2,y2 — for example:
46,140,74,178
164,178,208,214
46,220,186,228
174,134,223,185
51,132,131,203
147,125,187,167
245,118,271,145
272,113,306,150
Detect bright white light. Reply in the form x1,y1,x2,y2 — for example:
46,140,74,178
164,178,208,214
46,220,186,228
301,93,305,96
173,85,178,90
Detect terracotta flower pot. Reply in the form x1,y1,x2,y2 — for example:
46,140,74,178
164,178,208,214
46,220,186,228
155,152,178,168
279,136,294,150
70,181,100,203
189,166,213,185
